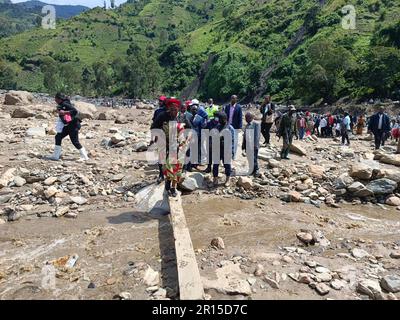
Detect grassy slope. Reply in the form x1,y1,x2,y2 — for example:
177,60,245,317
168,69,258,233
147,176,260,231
1,0,400,97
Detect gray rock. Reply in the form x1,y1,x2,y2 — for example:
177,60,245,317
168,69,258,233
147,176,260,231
366,179,398,195
13,176,26,187
348,182,373,197
351,248,370,259
135,184,170,215
357,279,383,299
380,275,400,293
26,127,46,137
11,107,35,118
180,177,198,192
70,196,88,205
111,174,125,182
133,141,148,152
211,237,225,249
314,283,330,295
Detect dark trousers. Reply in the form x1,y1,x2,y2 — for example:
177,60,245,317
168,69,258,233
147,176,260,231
341,130,350,145
212,155,232,178
374,130,386,149
251,148,259,173
261,122,273,144
299,128,305,140
55,125,82,149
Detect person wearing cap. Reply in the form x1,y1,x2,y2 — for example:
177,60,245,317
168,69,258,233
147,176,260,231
205,98,219,120
152,96,167,123
151,98,191,197
224,95,243,159
277,105,298,160
47,93,89,161
368,105,391,150
260,95,275,145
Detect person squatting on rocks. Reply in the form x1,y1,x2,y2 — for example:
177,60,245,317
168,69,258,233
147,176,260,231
47,93,89,161
277,105,298,160
211,112,235,188
151,98,192,197
368,105,391,150
260,95,275,146
242,112,261,177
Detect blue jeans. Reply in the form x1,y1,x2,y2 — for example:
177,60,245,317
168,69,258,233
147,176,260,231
299,128,305,140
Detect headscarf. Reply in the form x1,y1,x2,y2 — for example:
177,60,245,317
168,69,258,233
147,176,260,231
166,98,181,109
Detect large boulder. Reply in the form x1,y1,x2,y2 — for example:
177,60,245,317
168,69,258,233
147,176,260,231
366,179,398,195
334,173,354,189
97,111,116,120
386,196,400,207
0,168,17,189
4,91,33,105
237,176,253,190
111,133,126,145
290,143,307,156
11,107,35,118
74,101,96,120
180,173,204,192
135,184,170,215
308,165,325,179
379,154,400,167
380,275,400,293
375,169,400,183
349,163,373,180
347,182,373,197
115,115,128,124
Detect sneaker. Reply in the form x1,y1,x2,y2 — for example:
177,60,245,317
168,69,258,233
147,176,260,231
156,175,164,184
169,188,178,198
224,177,231,187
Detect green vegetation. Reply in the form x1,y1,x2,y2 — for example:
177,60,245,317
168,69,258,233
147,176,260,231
0,0,399,104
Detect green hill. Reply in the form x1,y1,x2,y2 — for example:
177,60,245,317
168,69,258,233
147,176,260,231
0,0,89,38
0,0,399,104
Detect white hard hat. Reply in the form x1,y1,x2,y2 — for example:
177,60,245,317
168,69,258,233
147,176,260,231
190,99,200,106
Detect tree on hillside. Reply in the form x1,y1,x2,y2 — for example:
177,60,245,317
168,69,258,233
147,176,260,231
41,56,59,94
92,61,112,96
81,67,93,96
361,46,400,98
0,59,17,90
121,48,162,98
293,40,356,104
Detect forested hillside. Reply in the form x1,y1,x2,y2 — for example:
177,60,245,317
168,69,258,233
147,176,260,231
0,0,399,104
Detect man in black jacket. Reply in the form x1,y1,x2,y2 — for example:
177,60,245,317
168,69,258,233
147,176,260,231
260,95,275,145
368,106,391,150
47,93,89,161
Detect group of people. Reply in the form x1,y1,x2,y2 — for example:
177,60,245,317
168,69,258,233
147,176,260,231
150,95,249,197
260,99,400,151
46,92,400,199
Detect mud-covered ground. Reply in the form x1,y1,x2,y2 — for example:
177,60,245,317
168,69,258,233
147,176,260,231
0,92,399,300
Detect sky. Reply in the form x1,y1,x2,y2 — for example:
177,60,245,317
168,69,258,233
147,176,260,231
11,0,127,8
